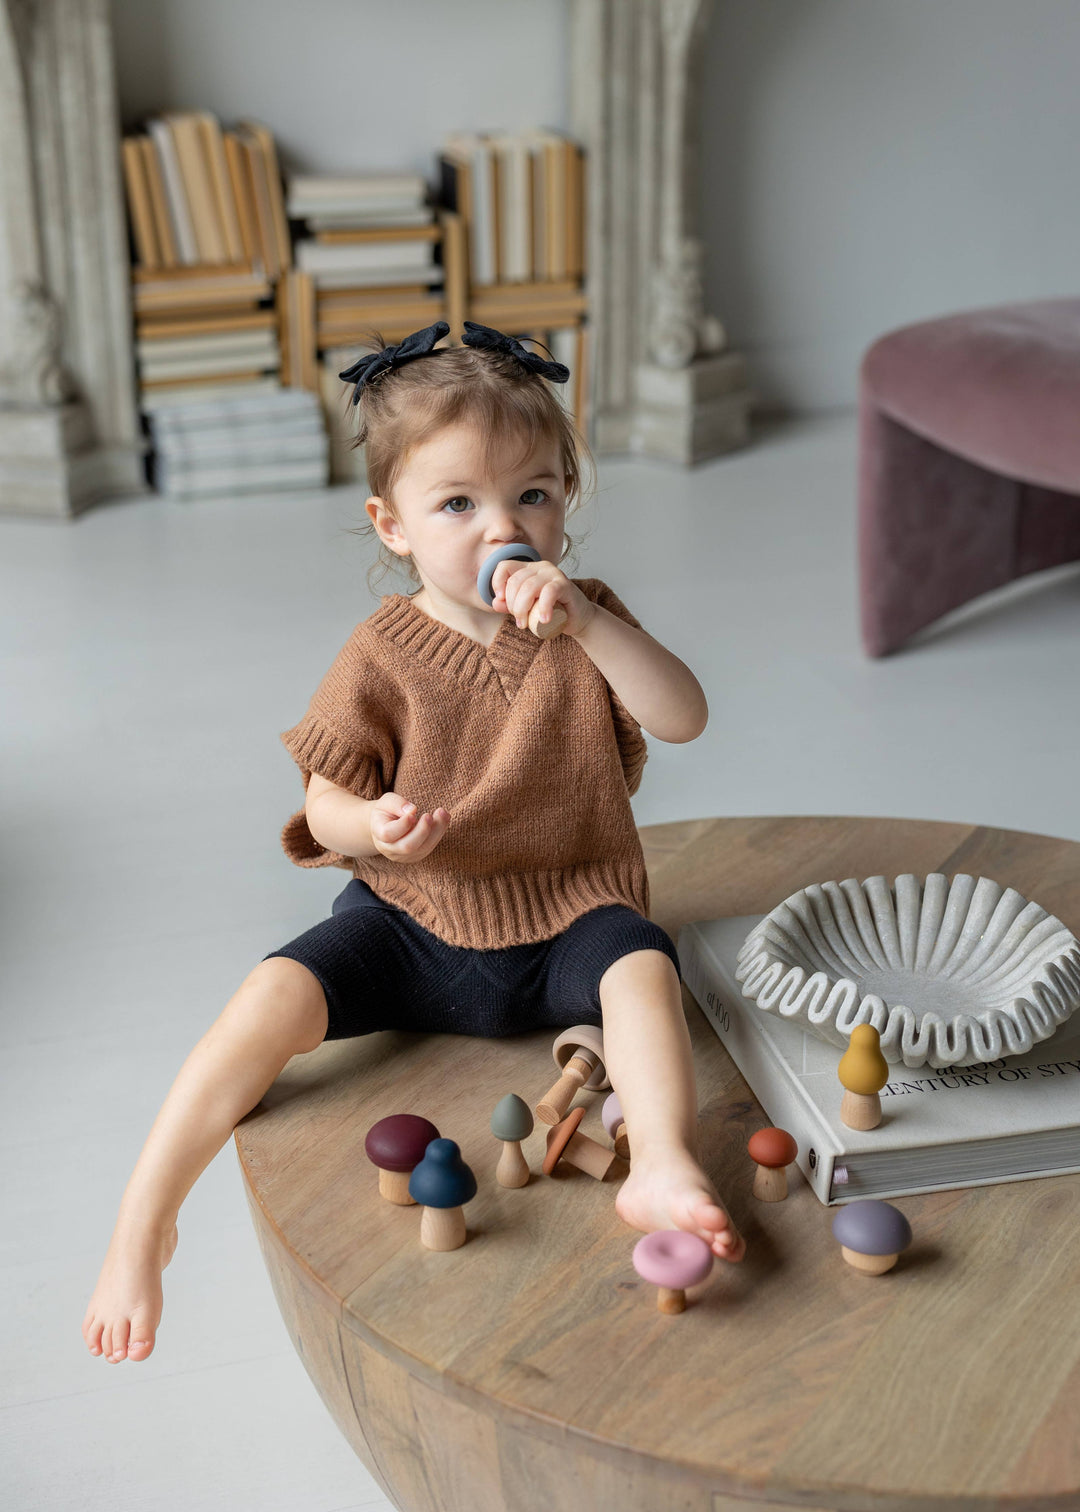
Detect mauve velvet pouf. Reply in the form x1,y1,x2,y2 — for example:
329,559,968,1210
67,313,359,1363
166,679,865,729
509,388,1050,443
857,298,1080,657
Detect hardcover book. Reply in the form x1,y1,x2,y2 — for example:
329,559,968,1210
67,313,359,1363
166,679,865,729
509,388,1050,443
678,915,1080,1206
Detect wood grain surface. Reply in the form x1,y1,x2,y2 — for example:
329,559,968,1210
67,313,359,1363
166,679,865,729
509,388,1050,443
236,816,1080,1512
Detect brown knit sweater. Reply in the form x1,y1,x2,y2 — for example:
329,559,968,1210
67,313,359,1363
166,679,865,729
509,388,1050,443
280,577,650,948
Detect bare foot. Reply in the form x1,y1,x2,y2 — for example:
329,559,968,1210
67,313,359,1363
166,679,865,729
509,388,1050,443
615,1147,746,1262
82,1221,178,1364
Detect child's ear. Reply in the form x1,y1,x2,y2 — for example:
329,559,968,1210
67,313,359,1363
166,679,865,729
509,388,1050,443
366,496,411,557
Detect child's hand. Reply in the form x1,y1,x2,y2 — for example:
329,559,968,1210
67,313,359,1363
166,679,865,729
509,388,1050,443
370,792,450,863
491,560,597,637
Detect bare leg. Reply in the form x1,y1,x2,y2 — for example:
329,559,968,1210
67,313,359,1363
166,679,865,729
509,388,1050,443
82,957,328,1364
602,950,745,1261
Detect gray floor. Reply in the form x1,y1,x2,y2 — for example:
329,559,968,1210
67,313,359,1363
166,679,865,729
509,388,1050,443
3,412,1079,1511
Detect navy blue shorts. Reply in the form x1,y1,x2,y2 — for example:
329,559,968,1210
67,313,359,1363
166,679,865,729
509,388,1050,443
266,879,681,1041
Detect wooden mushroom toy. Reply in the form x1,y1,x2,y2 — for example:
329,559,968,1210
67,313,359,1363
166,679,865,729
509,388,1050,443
490,1093,534,1188
838,1023,890,1130
364,1113,440,1205
536,1024,609,1126
633,1230,714,1314
602,1091,630,1160
476,543,568,640
832,1199,912,1274
408,1138,478,1251
747,1126,798,1201
542,1106,618,1181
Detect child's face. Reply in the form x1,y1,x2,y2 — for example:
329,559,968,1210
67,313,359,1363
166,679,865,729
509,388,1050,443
367,422,568,613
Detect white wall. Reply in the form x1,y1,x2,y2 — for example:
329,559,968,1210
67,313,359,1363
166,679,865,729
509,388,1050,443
699,0,1080,412
110,0,568,179
111,0,1080,416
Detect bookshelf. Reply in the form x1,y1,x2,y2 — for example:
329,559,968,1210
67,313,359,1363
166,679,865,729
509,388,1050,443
120,116,590,490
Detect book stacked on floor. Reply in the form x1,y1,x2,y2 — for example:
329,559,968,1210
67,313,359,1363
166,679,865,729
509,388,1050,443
121,114,291,278
678,915,1080,1206
144,388,328,501
439,130,584,292
285,172,449,366
121,113,293,411
438,129,589,434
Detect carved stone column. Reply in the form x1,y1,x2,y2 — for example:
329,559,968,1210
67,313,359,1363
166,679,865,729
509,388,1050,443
570,0,752,463
0,0,144,518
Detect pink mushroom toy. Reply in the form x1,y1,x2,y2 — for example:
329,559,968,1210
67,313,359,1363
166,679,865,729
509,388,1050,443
632,1230,714,1314
602,1091,630,1160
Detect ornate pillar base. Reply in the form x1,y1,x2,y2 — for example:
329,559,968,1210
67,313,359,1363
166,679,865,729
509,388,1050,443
0,403,145,518
614,350,752,464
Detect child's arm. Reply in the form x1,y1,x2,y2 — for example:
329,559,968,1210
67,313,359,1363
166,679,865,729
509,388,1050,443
571,605,708,743
494,562,708,743
305,774,450,862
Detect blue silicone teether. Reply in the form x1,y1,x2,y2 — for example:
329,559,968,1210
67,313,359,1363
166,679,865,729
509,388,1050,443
476,543,541,607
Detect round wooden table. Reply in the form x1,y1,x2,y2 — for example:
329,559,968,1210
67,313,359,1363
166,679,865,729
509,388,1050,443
236,816,1080,1512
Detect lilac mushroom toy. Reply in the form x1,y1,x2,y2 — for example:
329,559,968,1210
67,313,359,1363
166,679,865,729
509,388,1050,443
602,1091,630,1160
632,1230,714,1314
832,1199,913,1274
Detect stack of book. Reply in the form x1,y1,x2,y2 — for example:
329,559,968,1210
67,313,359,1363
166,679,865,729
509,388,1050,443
144,387,328,502
439,130,584,295
285,173,448,373
121,113,291,407
122,114,291,278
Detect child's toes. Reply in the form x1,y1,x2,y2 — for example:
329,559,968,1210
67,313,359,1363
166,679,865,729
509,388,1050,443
83,1316,104,1356
126,1319,155,1361
108,1319,131,1362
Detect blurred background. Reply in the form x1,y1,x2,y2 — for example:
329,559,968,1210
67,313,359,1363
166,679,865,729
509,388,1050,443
4,3,1079,1509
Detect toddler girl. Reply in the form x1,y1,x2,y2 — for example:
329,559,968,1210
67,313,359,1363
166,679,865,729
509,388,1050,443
83,320,744,1367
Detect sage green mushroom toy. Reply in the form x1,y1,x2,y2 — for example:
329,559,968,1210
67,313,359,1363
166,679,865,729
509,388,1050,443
490,1093,534,1188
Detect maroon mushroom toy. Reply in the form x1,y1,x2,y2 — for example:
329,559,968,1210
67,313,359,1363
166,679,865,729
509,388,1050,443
365,1114,440,1205
747,1126,798,1202
633,1230,714,1314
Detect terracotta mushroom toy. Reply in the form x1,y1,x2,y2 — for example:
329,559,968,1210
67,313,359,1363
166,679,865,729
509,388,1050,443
542,1106,618,1180
408,1138,478,1251
838,1023,890,1130
747,1126,798,1201
490,1093,534,1188
633,1230,714,1314
602,1091,630,1160
536,1024,609,1126
364,1113,440,1205
832,1199,913,1274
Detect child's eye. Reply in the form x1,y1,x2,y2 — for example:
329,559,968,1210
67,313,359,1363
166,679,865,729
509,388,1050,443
520,488,548,505
441,497,472,514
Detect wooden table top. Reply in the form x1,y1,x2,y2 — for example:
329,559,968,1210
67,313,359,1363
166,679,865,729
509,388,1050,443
237,816,1080,1510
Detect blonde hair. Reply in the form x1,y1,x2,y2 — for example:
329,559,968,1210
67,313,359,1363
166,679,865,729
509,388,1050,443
345,334,595,592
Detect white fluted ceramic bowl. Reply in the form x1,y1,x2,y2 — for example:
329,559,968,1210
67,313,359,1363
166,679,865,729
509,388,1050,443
735,874,1080,1068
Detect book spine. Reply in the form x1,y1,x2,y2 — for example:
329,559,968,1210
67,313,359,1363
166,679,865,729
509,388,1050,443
678,928,840,1204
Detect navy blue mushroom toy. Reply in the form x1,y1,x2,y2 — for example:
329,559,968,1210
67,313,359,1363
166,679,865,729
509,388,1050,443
832,1199,913,1274
408,1138,478,1251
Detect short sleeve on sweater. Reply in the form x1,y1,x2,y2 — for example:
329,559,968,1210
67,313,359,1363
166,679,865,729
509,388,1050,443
279,632,398,869
579,578,650,797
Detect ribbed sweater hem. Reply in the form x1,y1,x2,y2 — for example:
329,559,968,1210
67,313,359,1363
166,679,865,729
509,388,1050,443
351,858,652,949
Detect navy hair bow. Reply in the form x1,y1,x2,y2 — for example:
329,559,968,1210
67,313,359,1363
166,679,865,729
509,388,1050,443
338,320,450,405
462,321,570,383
